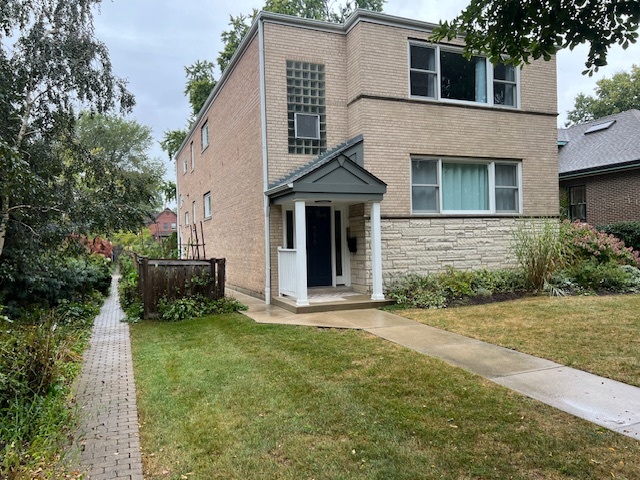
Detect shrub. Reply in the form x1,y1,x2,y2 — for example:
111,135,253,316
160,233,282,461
1,252,111,315
560,220,640,268
157,295,247,322
1,300,99,477
564,260,640,292
385,269,527,309
511,218,566,291
598,221,640,252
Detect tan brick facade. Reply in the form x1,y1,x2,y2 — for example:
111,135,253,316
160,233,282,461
176,11,559,301
176,36,266,295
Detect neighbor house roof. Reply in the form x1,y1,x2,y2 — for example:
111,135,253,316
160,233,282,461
558,109,640,178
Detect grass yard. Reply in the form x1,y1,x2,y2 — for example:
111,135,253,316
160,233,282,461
131,312,640,480
395,294,640,387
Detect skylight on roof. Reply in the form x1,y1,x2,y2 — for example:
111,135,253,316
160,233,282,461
584,120,616,134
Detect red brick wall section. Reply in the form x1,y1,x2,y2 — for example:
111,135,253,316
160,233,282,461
561,168,640,226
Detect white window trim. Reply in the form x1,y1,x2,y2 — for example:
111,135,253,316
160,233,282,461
203,192,212,219
411,157,522,215
192,200,196,224
185,211,189,226
201,121,209,151
190,142,195,171
182,157,187,174
408,42,521,109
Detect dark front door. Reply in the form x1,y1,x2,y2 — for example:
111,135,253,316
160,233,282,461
306,206,332,287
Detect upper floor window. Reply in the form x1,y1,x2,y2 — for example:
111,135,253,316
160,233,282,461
190,142,195,171
192,200,196,223
182,157,187,174
185,211,189,226
203,192,211,219
286,61,326,155
411,157,521,214
409,43,518,108
201,120,209,150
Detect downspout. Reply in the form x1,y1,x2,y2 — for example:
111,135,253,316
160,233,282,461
175,155,181,258
259,17,271,304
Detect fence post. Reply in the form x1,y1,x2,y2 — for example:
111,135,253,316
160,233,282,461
218,258,226,298
141,256,150,319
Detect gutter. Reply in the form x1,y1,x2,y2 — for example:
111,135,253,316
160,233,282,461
559,160,640,180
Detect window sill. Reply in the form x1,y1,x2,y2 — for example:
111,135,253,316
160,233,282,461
409,95,519,110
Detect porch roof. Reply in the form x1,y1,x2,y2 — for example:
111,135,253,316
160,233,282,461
266,135,387,204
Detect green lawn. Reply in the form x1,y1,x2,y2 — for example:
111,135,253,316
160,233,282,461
131,312,640,480
396,294,640,387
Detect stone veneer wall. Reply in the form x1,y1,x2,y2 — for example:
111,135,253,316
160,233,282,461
349,214,544,294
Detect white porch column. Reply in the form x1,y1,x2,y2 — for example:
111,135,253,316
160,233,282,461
294,200,309,306
370,201,385,300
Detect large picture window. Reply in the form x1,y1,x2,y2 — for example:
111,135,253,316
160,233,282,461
409,43,518,108
411,157,521,214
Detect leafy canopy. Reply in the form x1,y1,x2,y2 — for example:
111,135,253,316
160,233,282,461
431,0,640,75
0,0,135,260
566,65,640,125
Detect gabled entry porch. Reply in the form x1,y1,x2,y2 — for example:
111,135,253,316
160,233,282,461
266,135,387,309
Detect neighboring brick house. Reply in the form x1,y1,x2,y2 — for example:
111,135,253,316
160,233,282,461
558,110,640,226
148,208,177,240
175,10,558,307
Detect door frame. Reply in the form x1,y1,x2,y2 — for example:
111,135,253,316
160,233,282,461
283,204,350,288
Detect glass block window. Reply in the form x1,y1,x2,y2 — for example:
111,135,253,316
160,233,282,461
286,61,326,155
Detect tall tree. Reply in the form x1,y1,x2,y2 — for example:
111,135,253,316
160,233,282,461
0,0,134,259
184,60,217,117
431,0,640,75
70,113,165,234
566,65,640,125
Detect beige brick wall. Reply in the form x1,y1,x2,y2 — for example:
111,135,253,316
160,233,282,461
263,23,349,185
176,36,266,296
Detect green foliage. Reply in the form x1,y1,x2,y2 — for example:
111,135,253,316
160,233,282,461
0,298,100,477
71,113,165,233
217,11,258,74
431,1,640,76
511,219,565,291
386,269,526,309
184,60,217,116
157,295,248,322
563,260,639,292
560,220,640,267
598,221,640,252
112,227,176,259
159,129,187,160
566,65,640,125
117,255,143,322
1,251,111,315
0,0,135,261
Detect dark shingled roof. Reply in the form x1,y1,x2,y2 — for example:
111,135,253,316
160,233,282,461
558,109,640,176
268,135,364,190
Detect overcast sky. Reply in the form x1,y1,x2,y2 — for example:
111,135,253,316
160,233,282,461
93,0,640,181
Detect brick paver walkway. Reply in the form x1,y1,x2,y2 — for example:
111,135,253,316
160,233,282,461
72,273,144,479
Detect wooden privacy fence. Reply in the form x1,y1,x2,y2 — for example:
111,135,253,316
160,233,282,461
135,255,226,319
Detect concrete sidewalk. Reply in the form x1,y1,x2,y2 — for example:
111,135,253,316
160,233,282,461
232,290,640,440
71,274,144,480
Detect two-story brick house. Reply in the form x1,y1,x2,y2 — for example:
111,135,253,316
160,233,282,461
176,10,558,308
